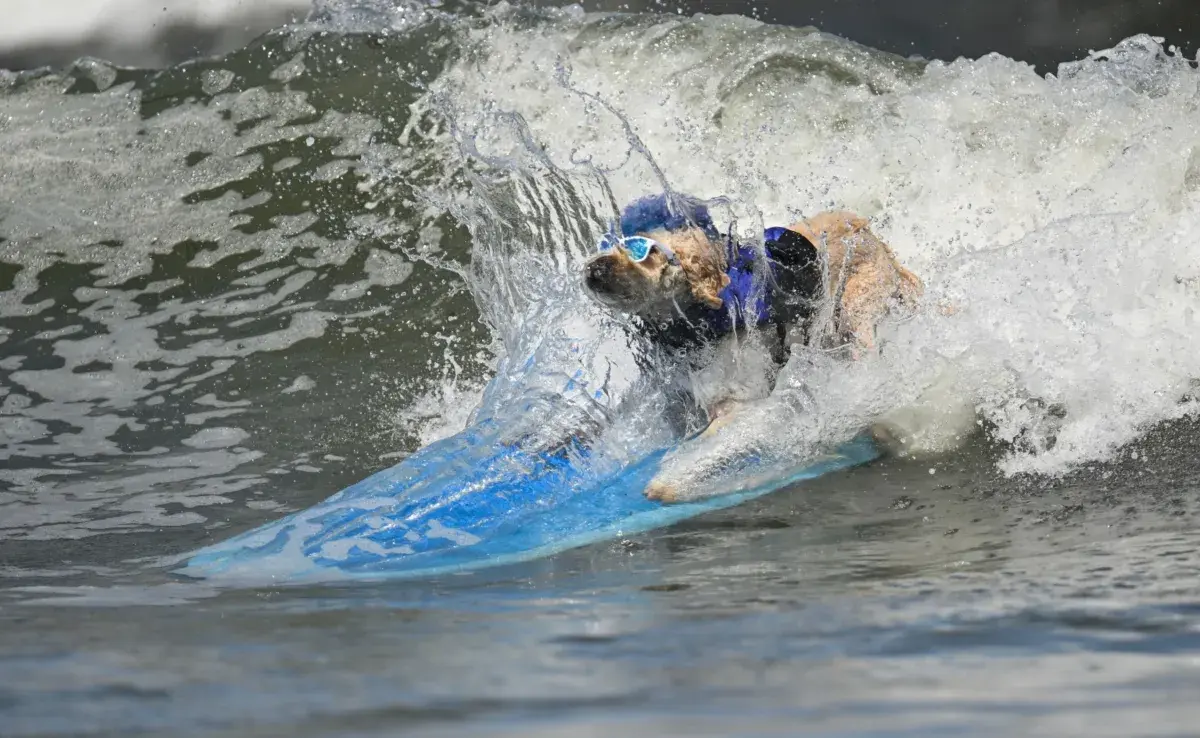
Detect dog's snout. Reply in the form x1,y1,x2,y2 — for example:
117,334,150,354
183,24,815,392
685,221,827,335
585,257,615,292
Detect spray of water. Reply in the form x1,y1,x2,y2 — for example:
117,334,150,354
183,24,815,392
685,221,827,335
401,7,1200,488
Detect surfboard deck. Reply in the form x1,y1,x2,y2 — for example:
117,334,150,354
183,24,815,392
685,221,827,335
179,420,880,584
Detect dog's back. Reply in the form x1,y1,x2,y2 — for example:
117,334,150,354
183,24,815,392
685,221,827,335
788,211,923,352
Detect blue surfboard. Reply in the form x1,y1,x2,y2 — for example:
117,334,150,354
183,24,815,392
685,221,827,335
180,414,879,583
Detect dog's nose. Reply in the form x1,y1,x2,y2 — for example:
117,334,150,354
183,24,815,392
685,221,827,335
584,258,614,292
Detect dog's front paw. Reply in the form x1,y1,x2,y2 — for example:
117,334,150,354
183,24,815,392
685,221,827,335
698,400,743,438
644,480,682,504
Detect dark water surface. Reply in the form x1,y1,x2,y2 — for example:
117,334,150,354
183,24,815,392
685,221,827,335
7,0,1200,72
3,1,1200,735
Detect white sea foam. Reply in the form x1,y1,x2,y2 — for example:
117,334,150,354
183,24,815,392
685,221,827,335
424,9,1200,479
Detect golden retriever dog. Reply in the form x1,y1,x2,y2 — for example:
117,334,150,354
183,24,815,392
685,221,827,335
585,197,921,351
581,194,925,501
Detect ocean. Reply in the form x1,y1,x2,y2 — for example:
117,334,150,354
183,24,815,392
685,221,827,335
3,1,1200,735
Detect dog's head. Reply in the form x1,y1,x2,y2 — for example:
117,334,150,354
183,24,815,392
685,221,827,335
582,194,731,317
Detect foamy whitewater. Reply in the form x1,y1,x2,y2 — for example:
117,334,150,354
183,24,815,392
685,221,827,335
415,9,1200,483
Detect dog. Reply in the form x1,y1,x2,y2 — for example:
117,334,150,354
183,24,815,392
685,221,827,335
581,194,925,500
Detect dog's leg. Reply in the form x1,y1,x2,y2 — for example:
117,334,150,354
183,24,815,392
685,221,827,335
685,330,773,426
645,330,770,502
645,325,794,503
644,396,758,503
692,397,746,439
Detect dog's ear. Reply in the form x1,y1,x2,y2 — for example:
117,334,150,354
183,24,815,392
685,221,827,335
655,228,729,310
691,271,730,308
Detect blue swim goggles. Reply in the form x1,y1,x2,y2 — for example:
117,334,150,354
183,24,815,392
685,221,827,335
597,233,678,264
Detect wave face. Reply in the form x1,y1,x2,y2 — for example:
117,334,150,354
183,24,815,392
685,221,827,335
1,2,1199,554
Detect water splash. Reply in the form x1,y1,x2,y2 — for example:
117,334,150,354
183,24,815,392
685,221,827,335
413,7,1200,479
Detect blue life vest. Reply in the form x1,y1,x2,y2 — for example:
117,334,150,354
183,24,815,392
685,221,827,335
634,225,822,354
701,226,821,336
